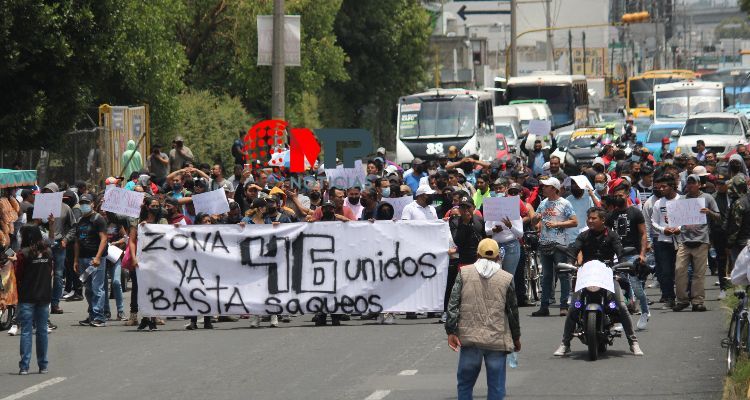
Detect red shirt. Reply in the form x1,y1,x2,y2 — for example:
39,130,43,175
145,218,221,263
312,206,357,221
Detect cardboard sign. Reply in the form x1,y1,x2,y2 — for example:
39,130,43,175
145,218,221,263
666,197,706,227
574,260,615,293
483,196,521,222
570,175,593,191
382,196,413,220
528,120,551,137
324,159,367,189
32,192,63,219
102,187,145,218
191,189,230,215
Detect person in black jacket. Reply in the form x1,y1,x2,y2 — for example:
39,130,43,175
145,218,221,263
520,132,557,177
14,220,55,375
449,197,487,267
711,173,731,298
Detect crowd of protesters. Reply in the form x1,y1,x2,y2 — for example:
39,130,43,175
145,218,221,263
0,124,746,381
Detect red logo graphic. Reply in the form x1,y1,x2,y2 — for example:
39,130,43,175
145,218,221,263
242,119,321,173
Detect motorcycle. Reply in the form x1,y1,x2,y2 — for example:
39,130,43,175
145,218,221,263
555,248,638,361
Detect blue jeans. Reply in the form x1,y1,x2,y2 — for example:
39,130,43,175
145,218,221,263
51,246,66,306
540,249,571,308
624,255,649,315
17,303,49,371
498,240,521,277
457,346,507,400
654,241,676,299
81,257,106,322
103,260,124,315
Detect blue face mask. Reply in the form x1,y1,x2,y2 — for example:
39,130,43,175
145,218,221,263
381,187,391,198
80,204,92,214
595,183,606,192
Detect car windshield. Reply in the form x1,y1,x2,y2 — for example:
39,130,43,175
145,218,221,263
398,99,476,139
556,134,571,150
568,135,601,149
647,127,676,143
496,137,506,150
655,89,723,120
682,118,742,136
506,85,574,128
634,118,652,133
495,124,515,139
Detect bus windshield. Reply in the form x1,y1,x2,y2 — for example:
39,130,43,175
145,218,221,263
682,118,742,136
398,99,476,139
506,85,574,128
655,89,723,120
629,79,652,108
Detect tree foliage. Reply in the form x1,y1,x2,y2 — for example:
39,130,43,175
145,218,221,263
715,16,750,40
321,0,432,147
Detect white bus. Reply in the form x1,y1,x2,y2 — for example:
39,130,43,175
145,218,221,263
653,81,724,125
395,89,495,165
505,72,589,133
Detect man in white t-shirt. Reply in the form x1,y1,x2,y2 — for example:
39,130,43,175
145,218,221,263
402,185,438,220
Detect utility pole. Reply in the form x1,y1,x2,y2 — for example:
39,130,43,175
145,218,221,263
544,0,554,70
271,0,285,120
582,31,586,76
510,0,517,76
568,30,573,75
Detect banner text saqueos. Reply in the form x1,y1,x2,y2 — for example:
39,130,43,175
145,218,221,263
136,221,451,316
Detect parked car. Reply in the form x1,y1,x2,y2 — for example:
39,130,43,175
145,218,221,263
675,112,750,158
496,134,511,164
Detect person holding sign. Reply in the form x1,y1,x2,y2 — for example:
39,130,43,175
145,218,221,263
553,207,643,357
520,130,557,177
672,174,720,312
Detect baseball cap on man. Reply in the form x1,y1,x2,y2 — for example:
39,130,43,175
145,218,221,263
79,194,94,204
477,238,500,259
458,196,474,208
415,185,435,197
686,174,702,184
42,182,59,193
540,177,561,190
592,157,605,168
692,166,708,176
661,137,670,144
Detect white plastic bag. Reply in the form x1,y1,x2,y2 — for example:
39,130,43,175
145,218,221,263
731,245,750,286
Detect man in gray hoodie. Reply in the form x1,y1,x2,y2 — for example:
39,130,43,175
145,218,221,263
445,238,521,400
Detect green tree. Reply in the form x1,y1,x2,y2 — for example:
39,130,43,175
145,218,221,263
160,89,251,169
715,16,750,39
320,0,432,148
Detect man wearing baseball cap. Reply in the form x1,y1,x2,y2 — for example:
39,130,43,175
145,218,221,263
402,185,438,220
445,238,520,400
530,177,578,317
169,135,194,172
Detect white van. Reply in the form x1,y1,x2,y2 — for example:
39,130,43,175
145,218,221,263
675,112,750,158
493,105,522,155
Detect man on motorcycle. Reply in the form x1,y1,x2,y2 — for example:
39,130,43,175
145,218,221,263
553,207,644,357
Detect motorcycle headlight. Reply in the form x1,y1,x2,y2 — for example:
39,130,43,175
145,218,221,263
585,286,601,292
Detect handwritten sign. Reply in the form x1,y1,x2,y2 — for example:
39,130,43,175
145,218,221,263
324,159,367,189
382,196,413,220
32,192,63,219
528,120,551,137
666,197,706,227
570,175,593,191
483,196,521,222
191,189,230,215
136,221,451,316
574,260,615,293
102,187,145,218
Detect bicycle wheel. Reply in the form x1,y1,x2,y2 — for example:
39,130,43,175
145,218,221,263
726,312,739,374
0,305,15,331
740,314,750,355
524,252,535,303
532,253,542,301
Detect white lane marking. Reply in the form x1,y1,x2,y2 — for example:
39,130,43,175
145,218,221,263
397,369,418,376
364,390,391,400
1,377,66,400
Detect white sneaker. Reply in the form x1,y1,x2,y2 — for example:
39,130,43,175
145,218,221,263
553,343,571,356
636,313,649,330
379,313,395,325
439,312,447,323
613,323,624,332
270,315,279,327
7,324,18,336
62,291,74,299
630,342,644,356
719,290,727,300
249,315,260,328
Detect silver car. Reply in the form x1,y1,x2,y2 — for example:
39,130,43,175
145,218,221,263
675,112,750,158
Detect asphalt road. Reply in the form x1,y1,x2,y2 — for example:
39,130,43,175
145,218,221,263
0,277,727,400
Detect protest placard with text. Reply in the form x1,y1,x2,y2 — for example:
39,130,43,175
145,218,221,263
32,192,63,219
191,189,230,216
102,187,145,218
382,196,414,220
666,197,706,227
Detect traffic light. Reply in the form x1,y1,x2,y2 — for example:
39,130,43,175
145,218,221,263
621,11,650,24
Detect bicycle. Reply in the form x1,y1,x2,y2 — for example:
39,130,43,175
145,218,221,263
722,286,750,374
522,231,542,303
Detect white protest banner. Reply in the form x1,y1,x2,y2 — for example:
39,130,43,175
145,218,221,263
136,221,451,316
528,120,551,138
324,159,367,189
666,197,706,227
191,189,230,215
102,186,145,218
32,192,63,219
382,196,414,220
483,196,521,222
574,260,615,293
570,175,593,191
257,15,301,66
